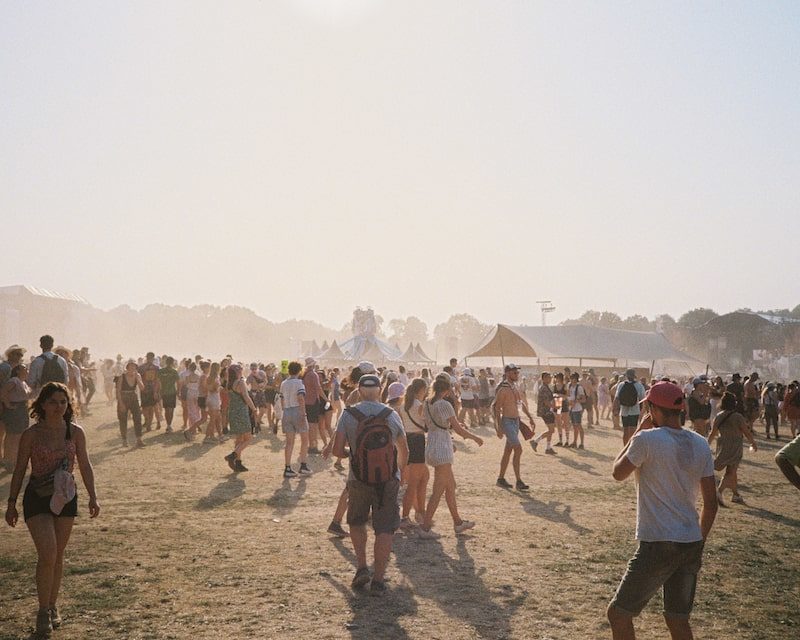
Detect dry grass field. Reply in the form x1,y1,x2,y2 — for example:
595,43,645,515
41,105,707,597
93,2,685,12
1,402,798,640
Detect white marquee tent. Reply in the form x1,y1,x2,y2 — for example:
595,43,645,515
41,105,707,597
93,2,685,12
466,324,708,376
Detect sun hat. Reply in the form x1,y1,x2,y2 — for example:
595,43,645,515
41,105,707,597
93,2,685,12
4,344,25,358
504,363,521,372
387,381,406,402
304,357,316,367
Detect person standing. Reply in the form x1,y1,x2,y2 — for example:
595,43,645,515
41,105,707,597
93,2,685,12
457,368,479,428
742,372,760,434
5,382,100,637
687,377,712,436
567,372,588,449
530,372,557,455
399,378,430,526
0,345,26,469
614,369,646,446
138,352,161,432
331,374,409,595
157,357,180,433
1,363,33,472
279,361,312,478
302,358,323,454
782,381,800,438
761,383,780,440
493,364,534,491
607,380,718,640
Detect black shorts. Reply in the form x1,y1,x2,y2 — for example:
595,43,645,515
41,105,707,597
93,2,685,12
197,396,206,410
264,389,277,404
320,398,333,413
23,484,78,521
479,398,492,408
538,411,556,425
162,394,177,409
140,391,157,408
622,415,640,429
306,401,321,423
407,432,426,464
461,398,477,409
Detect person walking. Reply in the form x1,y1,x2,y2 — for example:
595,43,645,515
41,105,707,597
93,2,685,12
398,378,430,527
493,364,535,489
782,381,800,438
28,336,68,394
223,364,258,472
1,363,33,472
279,361,312,478
607,380,718,640
614,369,646,446
567,372,588,449
530,372,557,455
331,373,409,595
116,360,145,448
418,376,484,539
707,392,757,506
5,382,100,637
157,357,180,433
761,383,780,440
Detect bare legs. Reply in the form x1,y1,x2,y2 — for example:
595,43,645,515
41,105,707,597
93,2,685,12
26,515,74,611
401,463,429,521
422,464,464,529
607,605,694,640
284,432,309,467
499,444,523,482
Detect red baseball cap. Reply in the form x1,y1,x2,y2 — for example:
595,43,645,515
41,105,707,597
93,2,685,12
642,381,684,410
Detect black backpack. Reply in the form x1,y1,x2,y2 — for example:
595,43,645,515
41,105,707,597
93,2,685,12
40,354,66,385
618,380,639,407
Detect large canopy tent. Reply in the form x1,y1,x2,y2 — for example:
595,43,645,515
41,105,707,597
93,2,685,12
316,340,348,364
466,324,709,377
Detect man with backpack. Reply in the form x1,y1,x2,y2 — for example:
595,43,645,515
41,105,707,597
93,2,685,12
332,373,409,597
27,335,68,392
614,369,646,445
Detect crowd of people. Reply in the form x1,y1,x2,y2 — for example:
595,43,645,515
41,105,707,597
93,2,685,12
2,334,800,638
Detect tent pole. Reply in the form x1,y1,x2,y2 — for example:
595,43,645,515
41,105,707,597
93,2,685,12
497,324,506,367
650,360,655,378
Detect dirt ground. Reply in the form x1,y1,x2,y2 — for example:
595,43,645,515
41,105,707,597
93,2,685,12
1,402,798,640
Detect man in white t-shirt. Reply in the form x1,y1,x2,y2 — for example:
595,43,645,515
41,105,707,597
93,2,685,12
607,381,718,640
279,361,311,478
458,368,479,427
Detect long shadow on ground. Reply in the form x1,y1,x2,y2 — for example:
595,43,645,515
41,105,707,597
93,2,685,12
265,478,307,517
517,493,592,535
195,476,245,510
742,505,800,529
557,456,602,477
324,539,416,639
392,535,526,639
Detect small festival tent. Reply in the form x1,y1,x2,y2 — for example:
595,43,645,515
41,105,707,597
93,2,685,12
466,324,708,376
400,343,418,363
317,340,347,363
413,343,435,364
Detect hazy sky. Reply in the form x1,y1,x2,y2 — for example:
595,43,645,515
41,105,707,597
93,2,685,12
2,1,799,330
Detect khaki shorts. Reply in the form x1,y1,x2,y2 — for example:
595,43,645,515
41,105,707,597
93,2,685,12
346,478,400,535
610,540,704,619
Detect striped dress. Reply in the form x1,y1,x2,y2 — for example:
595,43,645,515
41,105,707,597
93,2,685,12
424,399,455,466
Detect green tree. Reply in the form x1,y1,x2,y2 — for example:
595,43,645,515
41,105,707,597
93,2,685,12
677,308,718,328
621,314,653,331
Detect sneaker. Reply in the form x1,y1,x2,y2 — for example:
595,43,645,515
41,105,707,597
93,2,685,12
165,426,173,433
578,444,585,450
283,466,298,478
370,580,388,597
351,567,371,589
299,464,312,476
417,527,441,540
225,452,237,471
49,606,62,629
234,459,248,472
731,494,745,504
496,477,513,489
333,460,344,471
135,440,146,448
554,441,563,447
202,436,216,444
327,520,348,538
308,447,320,455
515,480,530,492
36,609,52,637
545,447,557,455
156,423,162,431
530,439,538,452
454,520,476,535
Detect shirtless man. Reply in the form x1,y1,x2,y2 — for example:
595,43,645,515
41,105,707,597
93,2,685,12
743,372,760,433
493,364,536,491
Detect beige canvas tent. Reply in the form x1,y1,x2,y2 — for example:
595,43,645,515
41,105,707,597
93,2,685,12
466,324,708,376
317,340,347,363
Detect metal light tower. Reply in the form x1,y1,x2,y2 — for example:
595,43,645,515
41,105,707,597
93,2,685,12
536,300,556,326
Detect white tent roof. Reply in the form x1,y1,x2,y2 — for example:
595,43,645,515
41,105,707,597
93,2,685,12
338,335,403,362
317,340,347,362
466,324,707,374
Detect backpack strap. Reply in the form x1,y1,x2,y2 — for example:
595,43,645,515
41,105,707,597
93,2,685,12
345,406,366,422
425,401,449,430
376,407,393,421
404,407,427,432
